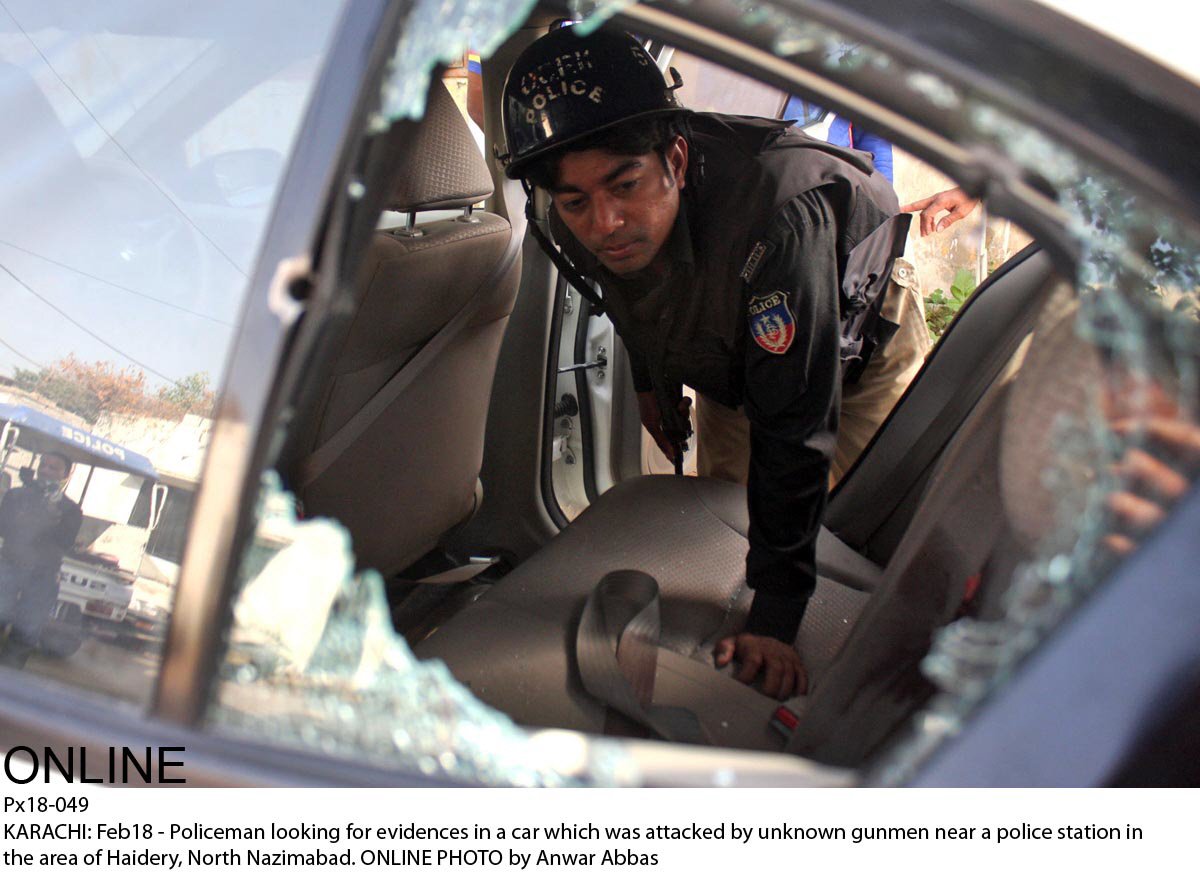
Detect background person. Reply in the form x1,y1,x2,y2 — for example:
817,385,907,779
0,451,82,667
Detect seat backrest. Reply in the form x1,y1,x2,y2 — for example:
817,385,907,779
826,246,1054,563
297,82,522,577
788,282,1089,766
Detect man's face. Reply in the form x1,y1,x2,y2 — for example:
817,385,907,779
37,454,68,484
550,136,688,276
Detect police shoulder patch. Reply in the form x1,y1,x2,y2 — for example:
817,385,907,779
748,291,796,355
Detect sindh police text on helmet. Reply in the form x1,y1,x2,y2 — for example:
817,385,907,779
501,27,684,180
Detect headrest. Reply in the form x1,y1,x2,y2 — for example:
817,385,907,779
999,283,1103,549
386,81,494,212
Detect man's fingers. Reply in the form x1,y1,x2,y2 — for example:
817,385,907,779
1103,533,1138,557
902,188,978,236
1117,448,1190,502
762,659,782,699
934,199,976,232
948,199,976,220
719,635,807,696
1106,491,1166,532
899,195,935,213
736,651,763,685
1142,418,1200,462
1110,417,1200,455
713,638,735,667
646,426,675,461
921,209,937,237
776,663,795,701
922,198,955,236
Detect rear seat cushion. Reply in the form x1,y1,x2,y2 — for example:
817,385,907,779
415,475,875,734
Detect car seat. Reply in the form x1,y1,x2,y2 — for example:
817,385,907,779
416,277,1084,763
294,82,522,578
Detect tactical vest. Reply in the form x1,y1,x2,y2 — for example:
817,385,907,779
552,112,909,416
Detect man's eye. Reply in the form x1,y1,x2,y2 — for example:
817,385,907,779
561,199,585,213
616,179,638,194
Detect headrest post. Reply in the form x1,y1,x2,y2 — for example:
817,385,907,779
456,205,481,224
394,210,424,238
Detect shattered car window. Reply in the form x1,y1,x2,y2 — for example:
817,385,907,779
211,0,1196,784
377,0,539,126
208,475,632,787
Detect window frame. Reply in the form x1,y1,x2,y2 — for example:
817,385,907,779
173,0,1200,784
1,0,1188,786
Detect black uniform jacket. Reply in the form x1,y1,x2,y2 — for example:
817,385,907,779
0,486,82,574
553,112,903,643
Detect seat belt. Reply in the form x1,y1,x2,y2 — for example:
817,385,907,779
576,570,788,751
297,224,523,489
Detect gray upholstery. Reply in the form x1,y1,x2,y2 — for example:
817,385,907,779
1000,289,1098,549
787,281,1079,765
299,81,520,577
387,82,493,212
415,475,874,734
827,247,1055,561
786,368,1016,763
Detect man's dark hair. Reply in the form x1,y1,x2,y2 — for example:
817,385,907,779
525,114,687,190
40,451,72,473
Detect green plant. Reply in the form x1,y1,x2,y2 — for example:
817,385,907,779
925,267,979,341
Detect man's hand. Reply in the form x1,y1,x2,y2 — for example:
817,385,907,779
714,633,807,699
1103,416,1199,556
637,390,692,461
901,187,979,236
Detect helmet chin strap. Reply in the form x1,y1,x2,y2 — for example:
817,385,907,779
520,179,605,316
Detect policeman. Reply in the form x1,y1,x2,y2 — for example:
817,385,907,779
502,27,916,699
0,451,82,667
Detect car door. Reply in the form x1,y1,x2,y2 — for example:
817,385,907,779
4,0,1197,789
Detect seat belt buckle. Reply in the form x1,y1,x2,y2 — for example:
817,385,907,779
769,704,801,739
955,572,983,619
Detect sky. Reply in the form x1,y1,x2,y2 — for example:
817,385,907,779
0,1,335,391
1037,0,1200,83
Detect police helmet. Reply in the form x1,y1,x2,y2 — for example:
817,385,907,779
501,26,684,180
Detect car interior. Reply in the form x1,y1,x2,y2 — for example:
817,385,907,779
244,4,1196,781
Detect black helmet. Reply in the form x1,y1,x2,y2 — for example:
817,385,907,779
501,26,684,180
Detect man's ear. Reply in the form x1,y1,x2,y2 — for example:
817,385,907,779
666,134,688,189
